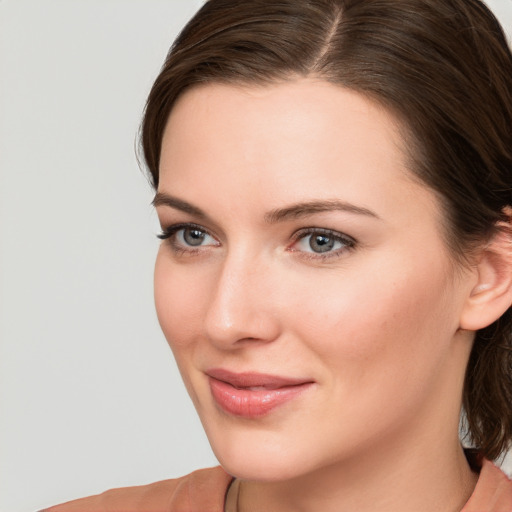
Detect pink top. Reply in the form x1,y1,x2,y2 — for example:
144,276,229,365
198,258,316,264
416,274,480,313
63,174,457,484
42,458,512,512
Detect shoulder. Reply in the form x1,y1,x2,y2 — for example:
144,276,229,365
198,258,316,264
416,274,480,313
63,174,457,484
41,466,233,512
462,457,512,512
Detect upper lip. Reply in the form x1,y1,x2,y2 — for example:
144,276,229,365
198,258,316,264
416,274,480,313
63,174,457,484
206,368,314,389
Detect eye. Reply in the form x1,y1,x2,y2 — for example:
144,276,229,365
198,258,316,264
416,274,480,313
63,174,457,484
158,223,219,251
175,227,215,247
291,228,355,257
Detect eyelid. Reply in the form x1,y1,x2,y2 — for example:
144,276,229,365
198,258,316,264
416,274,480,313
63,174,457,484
157,223,221,257
288,227,356,259
290,227,356,244
157,222,215,241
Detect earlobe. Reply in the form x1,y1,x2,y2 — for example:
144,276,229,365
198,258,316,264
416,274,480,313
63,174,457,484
460,212,512,331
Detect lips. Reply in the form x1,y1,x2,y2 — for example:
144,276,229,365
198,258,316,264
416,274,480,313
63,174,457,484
206,368,314,418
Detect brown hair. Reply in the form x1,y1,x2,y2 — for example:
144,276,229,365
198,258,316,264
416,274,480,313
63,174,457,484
141,0,512,460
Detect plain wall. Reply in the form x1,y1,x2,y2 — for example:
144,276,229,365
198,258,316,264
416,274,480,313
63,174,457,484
1,1,511,511
0,2,216,511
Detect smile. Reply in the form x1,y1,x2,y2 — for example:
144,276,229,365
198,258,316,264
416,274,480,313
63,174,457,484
206,369,314,418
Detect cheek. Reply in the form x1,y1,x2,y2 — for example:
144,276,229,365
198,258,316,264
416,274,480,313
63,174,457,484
154,251,212,408
288,256,456,379
154,250,204,349
284,259,459,442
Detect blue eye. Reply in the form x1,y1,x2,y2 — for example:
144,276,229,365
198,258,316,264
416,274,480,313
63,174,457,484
305,233,338,253
292,229,355,256
176,227,213,247
158,224,218,250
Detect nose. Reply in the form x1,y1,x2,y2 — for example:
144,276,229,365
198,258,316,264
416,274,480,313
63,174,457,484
203,250,282,349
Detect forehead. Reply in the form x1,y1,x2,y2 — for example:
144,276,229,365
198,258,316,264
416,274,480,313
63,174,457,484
160,79,428,210
164,79,403,150
163,80,405,170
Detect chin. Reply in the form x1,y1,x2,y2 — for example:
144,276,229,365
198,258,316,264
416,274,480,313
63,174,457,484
217,450,308,482
203,422,324,482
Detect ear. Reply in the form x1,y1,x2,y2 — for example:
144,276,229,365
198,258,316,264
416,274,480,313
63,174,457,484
460,210,512,331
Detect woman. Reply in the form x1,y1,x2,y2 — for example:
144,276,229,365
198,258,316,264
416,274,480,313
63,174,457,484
45,0,512,510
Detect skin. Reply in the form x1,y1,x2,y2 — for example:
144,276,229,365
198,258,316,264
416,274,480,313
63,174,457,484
154,79,482,512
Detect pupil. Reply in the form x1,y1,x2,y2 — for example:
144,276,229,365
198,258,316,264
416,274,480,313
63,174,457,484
184,229,205,246
310,234,334,253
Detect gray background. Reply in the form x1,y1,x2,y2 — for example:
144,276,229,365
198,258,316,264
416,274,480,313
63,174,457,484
1,1,511,511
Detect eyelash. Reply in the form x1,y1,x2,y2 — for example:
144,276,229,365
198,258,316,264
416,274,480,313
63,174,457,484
157,223,356,260
157,223,217,256
289,227,356,261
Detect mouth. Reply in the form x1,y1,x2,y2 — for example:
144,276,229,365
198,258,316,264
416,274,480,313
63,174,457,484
206,368,314,418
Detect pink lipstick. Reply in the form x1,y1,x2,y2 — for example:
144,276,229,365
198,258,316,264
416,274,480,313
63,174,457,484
207,369,314,418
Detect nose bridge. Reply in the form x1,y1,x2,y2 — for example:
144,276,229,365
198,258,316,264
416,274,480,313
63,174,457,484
204,244,279,347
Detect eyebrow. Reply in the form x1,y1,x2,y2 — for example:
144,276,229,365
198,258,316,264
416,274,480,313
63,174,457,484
152,192,208,219
152,192,380,223
264,199,380,223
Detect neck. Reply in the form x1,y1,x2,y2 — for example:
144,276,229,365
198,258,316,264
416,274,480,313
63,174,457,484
235,433,478,512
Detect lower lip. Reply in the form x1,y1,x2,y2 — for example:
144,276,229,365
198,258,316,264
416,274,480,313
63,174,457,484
208,378,312,418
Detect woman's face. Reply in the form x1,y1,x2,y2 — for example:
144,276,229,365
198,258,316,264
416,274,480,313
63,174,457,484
154,80,475,480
